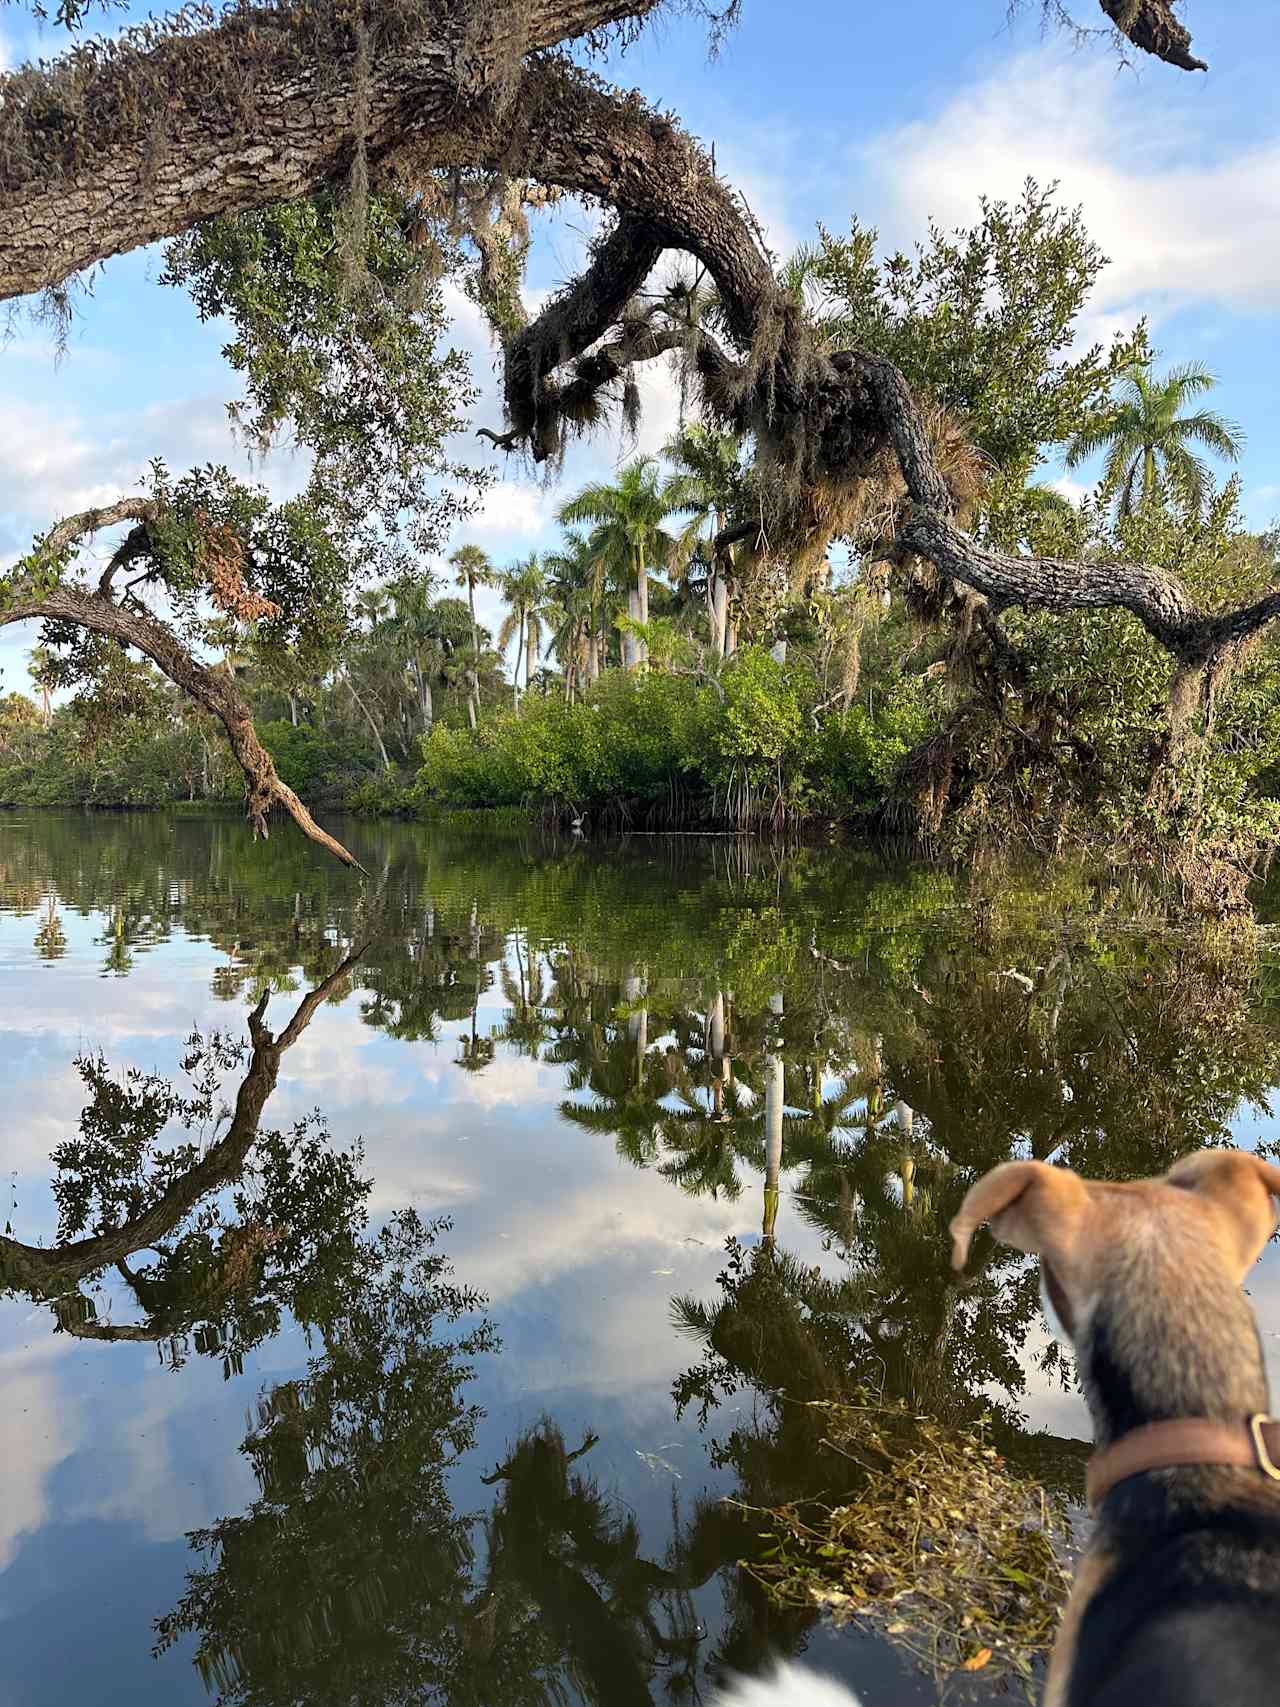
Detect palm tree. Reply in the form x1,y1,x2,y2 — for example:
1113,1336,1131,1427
544,530,600,700
449,543,494,726
27,645,55,726
662,424,747,657
497,555,551,707
558,458,681,670
1065,359,1244,516
385,572,442,733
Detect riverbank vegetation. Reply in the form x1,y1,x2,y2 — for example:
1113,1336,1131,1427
7,189,1276,902
3,4,1275,902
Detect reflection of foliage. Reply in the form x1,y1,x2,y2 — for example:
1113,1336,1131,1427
672,1239,1083,1696
154,1211,495,1706
742,1396,1072,1694
475,1421,693,1707
34,894,66,959
0,951,364,1376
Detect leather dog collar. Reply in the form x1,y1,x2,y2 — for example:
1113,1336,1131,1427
1087,1414,1280,1513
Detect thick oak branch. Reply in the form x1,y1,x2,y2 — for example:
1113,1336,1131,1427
1,578,365,870
1099,0,1205,72
897,509,1280,666
0,0,663,300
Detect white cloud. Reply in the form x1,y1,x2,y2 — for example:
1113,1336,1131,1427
860,49,1280,320
0,393,308,544
467,479,561,544
0,1339,81,1573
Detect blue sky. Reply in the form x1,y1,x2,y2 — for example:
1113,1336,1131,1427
1,0,1278,691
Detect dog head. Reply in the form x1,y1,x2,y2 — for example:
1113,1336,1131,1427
950,1150,1280,1439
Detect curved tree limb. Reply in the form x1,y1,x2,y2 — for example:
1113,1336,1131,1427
494,212,666,457
0,947,365,1302
2,570,366,871
0,0,665,300
1099,0,1205,72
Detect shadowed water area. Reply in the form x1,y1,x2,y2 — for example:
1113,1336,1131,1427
4,811,1280,1707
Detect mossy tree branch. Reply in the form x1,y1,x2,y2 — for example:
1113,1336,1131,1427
0,0,1225,743
4,502,366,869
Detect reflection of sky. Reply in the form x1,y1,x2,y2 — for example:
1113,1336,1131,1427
0,893,831,1704
5,847,1280,1707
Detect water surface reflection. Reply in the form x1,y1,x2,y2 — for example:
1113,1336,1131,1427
3,812,1280,1704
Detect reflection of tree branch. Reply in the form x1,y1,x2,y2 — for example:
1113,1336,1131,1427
0,947,365,1303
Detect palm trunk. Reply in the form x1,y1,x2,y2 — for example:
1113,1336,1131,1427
763,1052,784,1242
710,569,727,659
623,970,647,1087
422,677,433,734
708,510,726,659
514,612,525,709
526,625,537,697
763,991,784,1241
632,544,649,669
1144,445,1157,506
895,1099,915,1209
708,991,726,1116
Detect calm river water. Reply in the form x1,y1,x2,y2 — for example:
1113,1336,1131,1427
4,811,1280,1707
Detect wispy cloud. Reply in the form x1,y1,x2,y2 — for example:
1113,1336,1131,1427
859,49,1280,321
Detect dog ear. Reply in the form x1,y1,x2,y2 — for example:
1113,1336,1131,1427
1163,1149,1280,1280
949,1160,1089,1272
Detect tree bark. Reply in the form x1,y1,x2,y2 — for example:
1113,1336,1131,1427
0,0,665,301
2,579,366,869
1098,0,1205,71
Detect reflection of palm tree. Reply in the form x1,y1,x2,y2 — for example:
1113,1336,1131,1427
457,993,496,1074
559,1019,670,1168
498,933,550,1058
656,1076,758,1200
34,892,66,961
480,1422,677,1707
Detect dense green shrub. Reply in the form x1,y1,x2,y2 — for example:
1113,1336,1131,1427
417,650,946,826
257,720,381,805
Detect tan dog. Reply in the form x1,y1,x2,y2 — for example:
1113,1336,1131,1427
951,1149,1280,1707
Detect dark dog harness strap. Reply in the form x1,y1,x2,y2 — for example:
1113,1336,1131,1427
1086,1414,1280,1512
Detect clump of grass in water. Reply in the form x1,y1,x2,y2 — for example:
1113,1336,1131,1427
733,1394,1074,1696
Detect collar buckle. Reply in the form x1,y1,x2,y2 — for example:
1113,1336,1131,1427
1248,1414,1280,1480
